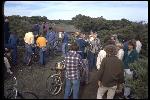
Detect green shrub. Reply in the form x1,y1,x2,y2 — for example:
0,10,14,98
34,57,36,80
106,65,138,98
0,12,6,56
127,58,148,99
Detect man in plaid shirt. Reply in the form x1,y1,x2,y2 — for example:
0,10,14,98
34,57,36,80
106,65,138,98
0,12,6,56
63,42,85,99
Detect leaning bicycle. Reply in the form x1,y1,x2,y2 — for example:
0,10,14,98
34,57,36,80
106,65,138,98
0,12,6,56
46,62,66,96
46,61,86,96
26,44,39,66
5,75,39,99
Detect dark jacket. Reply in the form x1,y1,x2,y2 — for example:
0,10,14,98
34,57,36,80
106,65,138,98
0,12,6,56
8,34,18,47
4,22,10,44
123,49,138,69
76,38,88,52
97,56,124,87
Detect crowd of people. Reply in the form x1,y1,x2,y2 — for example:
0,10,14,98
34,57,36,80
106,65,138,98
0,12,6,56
4,16,142,99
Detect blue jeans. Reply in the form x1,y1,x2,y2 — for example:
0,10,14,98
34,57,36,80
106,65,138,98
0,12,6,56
64,79,80,99
39,48,46,65
77,51,84,59
24,44,33,64
62,43,68,57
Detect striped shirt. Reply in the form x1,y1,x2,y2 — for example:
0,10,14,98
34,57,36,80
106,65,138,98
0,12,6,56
62,51,85,80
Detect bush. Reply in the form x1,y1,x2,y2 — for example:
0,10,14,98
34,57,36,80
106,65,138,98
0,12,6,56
127,58,148,99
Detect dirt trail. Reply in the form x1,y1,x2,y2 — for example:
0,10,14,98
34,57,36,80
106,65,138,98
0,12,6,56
4,53,99,99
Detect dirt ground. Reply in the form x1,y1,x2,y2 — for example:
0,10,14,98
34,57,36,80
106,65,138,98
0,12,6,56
4,48,100,99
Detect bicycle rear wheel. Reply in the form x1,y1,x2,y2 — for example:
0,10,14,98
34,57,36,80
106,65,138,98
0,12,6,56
46,74,62,95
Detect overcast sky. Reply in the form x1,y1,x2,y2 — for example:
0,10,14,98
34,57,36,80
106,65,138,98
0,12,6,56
4,1,148,22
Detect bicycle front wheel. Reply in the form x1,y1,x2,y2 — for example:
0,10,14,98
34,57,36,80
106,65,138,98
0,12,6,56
46,74,63,95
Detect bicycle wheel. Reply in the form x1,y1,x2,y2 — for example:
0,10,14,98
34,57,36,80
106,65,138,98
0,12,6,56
46,74,63,95
20,91,39,99
32,54,39,63
6,89,23,99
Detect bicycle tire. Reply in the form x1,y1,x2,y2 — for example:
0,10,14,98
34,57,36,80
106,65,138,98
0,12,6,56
46,74,63,95
20,91,39,99
6,89,23,99
32,54,39,63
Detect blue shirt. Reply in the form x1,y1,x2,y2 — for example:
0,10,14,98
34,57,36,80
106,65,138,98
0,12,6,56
8,34,18,47
46,31,56,44
76,38,88,52
62,32,69,44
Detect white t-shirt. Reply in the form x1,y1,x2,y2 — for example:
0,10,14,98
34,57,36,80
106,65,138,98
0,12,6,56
96,49,106,70
116,49,124,60
136,40,142,53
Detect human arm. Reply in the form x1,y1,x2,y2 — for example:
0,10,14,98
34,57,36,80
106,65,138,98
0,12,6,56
97,58,105,81
96,50,106,70
117,49,124,60
96,51,101,70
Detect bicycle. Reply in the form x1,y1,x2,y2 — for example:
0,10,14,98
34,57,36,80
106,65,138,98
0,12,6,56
46,39,62,58
26,44,39,66
46,62,66,95
5,75,39,99
46,61,86,96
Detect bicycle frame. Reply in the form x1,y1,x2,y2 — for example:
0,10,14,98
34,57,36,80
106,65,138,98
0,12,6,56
8,76,18,99
14,77,18,99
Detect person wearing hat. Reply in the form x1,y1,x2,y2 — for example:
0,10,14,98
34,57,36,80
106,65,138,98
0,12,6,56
97,45,124,99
